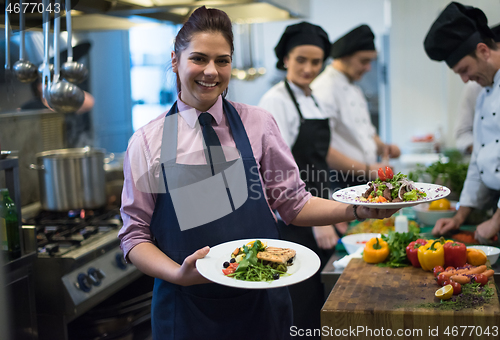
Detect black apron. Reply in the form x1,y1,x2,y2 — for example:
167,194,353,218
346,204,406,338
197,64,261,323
148,99,292,340
279,80,335,335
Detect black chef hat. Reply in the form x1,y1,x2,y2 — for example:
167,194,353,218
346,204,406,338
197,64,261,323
330,24,375,59
274,22,331,70
424,2,496,68
492,23,500,42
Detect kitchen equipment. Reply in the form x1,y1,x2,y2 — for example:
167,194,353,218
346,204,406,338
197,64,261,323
41,0,52,100
46,0,85,113
31,147,106,211
24,207,145,340
322,258,500,339
413,201,458,226
60,0,88,84
12,0,38,83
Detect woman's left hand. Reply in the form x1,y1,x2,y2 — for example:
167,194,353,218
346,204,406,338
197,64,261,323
312,225,338,249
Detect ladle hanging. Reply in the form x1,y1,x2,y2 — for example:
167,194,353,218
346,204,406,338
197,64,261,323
60,0,88,84
13,0,38,83
46,0,84,114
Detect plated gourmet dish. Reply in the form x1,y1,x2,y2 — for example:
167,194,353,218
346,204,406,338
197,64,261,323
222,240,296,282
358,167,427,203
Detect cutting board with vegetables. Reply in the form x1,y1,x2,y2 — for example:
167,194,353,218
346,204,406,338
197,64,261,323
321,259,500,340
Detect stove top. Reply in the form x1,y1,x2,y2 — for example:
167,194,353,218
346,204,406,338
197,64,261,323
24,208,123,257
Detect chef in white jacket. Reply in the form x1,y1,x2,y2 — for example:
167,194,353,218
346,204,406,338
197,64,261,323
426,2,500,242
311,25,400,192
455,24,500,155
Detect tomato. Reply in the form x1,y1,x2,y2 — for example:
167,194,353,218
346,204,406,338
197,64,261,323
437,273,449,286
433,266,444,277
449,281,461,295
222,266,236,275
474,274,488,286
385,166,393,180
229,262,239,269
378,168,386,181
445,266,455,272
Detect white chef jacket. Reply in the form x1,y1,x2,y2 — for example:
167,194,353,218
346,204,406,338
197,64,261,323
311,65,378,164
455,81,482,153
460,69,500,209
258,80,331,149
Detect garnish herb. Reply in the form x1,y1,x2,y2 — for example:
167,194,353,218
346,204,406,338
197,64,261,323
417,283,495,310
377,231,419,267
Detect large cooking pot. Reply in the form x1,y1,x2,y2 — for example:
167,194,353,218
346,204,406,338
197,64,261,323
32,147,106,211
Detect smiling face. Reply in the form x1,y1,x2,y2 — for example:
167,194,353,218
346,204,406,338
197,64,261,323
171,31,232,111
284,45,324,92
338,50,377,82
452,46,496,87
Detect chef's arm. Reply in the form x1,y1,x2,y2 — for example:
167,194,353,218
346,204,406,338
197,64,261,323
291,196,397,226
326,147,388,181
128,242,211,286
76,91,95,114
374,135,401,159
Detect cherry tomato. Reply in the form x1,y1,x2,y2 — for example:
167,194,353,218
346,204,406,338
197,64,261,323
378,167,386,181
222,266,236,275
474,274,488,286
229,262,239,269
433,266,444,277
449,281,462,295
437,273,449,286
445,266,455,272
385,166,394,180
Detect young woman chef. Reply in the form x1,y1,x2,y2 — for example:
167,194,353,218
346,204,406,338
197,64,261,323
119,7,397,339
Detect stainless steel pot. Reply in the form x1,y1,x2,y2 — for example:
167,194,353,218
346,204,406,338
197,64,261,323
31,147,106,211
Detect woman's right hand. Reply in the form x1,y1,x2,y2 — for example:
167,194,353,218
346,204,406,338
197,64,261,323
175,246,212,286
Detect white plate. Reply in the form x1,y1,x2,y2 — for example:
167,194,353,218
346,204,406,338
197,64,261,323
332,182,450,209
196,238,320,289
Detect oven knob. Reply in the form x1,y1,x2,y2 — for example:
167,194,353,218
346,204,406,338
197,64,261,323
115,253,127,270
76,273,92,292
88,267,104,286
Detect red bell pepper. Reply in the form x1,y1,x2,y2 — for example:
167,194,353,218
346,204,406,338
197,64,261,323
405,239,428,267
443,241,467,268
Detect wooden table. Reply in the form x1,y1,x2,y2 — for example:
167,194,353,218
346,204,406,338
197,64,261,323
321,259,500,340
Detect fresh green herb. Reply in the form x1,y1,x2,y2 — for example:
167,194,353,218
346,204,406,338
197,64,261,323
417,283,495,310
408,154,469,195
377,231,419,267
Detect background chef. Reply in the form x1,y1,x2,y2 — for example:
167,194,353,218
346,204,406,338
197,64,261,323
426,2,500,243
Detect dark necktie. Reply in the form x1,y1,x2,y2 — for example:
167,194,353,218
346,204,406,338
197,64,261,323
198,112,225,175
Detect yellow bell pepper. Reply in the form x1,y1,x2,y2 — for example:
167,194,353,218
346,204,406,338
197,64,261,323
417,238,452,271
363,237,389,264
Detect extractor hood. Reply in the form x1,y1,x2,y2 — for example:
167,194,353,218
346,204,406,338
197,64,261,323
2,0,310,31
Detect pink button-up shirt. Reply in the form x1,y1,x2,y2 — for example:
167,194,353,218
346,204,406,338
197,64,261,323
118,96,311,259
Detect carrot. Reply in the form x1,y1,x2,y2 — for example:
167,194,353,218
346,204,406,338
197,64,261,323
232,247,240,256
450,274,471,284
450,270,494,285
482,269,494,278
441,265,487,278
377,196,387,203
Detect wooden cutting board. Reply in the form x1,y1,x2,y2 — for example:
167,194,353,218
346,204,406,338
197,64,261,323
321,259,500,340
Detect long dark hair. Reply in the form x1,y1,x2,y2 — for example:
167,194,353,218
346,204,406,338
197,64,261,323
174,6,234,97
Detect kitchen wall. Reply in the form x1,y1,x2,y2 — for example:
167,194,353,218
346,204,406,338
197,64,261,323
390,0,500,153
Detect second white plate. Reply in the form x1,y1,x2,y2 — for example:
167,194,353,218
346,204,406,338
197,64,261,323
332,182,450,209
196,238,320,289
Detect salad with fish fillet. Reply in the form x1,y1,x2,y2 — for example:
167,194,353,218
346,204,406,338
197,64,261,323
221,240,295,281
